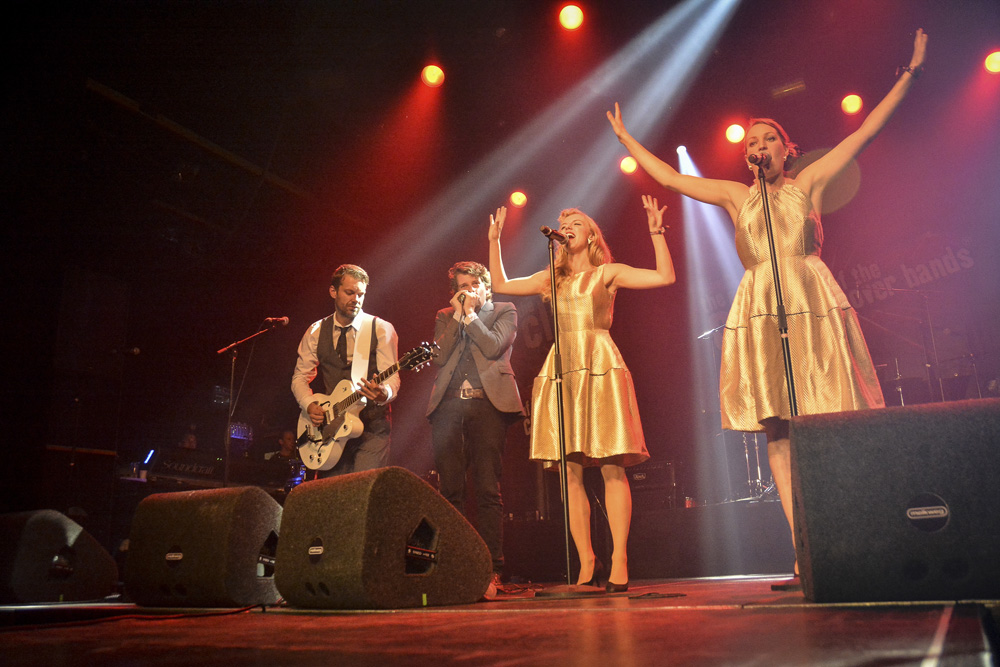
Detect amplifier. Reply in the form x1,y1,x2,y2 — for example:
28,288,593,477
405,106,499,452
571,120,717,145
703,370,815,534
628,460,677,510
146,448,223,488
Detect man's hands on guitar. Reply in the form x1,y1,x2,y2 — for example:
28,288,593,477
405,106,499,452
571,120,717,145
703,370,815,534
306,376,385,427
307,401,325,427
358,376,388,403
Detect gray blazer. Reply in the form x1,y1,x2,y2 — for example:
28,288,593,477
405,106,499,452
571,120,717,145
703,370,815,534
426,300,524,417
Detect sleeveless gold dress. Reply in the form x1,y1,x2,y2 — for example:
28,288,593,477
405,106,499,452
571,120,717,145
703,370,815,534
720,183,885,431
530,265,649,467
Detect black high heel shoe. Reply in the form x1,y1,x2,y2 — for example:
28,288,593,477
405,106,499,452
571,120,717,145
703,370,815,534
605,580,629,593
577,559,606,587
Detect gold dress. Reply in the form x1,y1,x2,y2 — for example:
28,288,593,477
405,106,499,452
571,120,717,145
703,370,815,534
530,265,649,467
720,183,885,431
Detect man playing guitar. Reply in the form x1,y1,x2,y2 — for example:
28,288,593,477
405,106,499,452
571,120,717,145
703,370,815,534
291,264,400,477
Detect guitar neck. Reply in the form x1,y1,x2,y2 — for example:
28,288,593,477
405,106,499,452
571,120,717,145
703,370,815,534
337,363,400,412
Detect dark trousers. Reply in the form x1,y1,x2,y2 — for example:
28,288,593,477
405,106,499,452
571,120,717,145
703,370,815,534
430,397,509,573
316,418,390,479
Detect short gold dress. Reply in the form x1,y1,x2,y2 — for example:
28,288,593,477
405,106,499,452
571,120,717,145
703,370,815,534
720,183,885,431
530,265,649,467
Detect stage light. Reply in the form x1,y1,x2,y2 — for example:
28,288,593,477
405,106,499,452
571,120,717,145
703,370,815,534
677,147,750,504
676,145,688,155
620,156,637,174
841,94,863,115
364,0,739,284
559,5,584,31
510,191,527,207
421,65,445,88
986,51,1000,74
725,124,745,143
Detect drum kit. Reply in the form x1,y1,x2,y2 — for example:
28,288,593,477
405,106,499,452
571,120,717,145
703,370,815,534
860,286,984,406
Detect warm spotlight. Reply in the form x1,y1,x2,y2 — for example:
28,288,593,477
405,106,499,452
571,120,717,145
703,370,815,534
986,51,1000,74
841,94,863,115
725,124,745,143
421,65,445,88
620,156,637,174
510,191,527,208
559,5,584,31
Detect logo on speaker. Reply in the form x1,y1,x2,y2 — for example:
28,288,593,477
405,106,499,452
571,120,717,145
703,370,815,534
906,493,950,532
165,546,184,566
308,537,324,564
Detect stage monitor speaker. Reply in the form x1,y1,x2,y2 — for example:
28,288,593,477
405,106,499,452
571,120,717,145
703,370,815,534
275,466,492,609
0,510,118,603
124,485,282,607
791,398,1000,603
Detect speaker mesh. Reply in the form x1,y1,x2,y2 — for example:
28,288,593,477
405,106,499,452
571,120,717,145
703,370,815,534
124,485,282,607
0,510,118,603
275,467,492,609
791,398,1000,602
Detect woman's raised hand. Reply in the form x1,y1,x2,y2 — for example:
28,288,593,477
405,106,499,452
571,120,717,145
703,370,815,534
642,194,667,234
606,102,629,141
909,28,928,70
488,206,506,242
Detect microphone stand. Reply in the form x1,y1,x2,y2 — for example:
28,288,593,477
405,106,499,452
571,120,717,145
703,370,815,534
531,234,604,598
216,324,282,487
545,237,573,588
756,163,799,417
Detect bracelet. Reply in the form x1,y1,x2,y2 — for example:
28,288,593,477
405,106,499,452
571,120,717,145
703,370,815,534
896,65,923,79
650,228,665,235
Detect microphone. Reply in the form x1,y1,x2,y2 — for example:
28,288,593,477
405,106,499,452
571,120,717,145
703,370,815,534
264,317,289,327
540,226,568,244
747,152,771,167
457,293,466,305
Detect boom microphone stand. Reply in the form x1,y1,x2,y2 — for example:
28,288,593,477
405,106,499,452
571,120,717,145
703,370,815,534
215,318,288,487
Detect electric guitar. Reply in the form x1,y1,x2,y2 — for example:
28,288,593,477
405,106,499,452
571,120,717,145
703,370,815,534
296,342,434,470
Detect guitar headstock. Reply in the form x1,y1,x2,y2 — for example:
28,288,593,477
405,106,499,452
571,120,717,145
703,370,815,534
400,341,437,372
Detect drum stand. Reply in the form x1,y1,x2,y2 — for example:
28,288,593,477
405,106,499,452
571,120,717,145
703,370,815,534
739,432,775,500
742,432,765,498
888,357,907,406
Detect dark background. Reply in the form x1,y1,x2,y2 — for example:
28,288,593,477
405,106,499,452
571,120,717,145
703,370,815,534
3,1,999,539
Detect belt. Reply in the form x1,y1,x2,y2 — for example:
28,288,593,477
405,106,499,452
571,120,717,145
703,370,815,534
446,387,486,400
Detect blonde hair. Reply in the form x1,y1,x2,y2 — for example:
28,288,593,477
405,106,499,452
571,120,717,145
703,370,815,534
542,208,613,301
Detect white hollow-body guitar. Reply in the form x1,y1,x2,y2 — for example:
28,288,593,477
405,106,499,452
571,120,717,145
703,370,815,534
296,343,434,470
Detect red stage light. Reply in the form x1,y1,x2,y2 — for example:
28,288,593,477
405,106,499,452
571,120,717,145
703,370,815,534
841,94,863,115
510,191,527,208
421,65,445,88
620,157,637,174
986,51,1000,74
725,124,745,144
559,5,584,31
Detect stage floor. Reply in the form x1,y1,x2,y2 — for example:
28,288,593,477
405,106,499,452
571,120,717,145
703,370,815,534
4,575,997,666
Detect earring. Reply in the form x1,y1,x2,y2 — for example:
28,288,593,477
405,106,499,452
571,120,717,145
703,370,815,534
588,237,594,244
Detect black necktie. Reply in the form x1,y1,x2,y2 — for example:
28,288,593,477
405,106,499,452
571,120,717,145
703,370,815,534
336,325,350,364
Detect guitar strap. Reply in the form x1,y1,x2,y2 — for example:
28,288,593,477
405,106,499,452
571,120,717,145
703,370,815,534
350,312,376,386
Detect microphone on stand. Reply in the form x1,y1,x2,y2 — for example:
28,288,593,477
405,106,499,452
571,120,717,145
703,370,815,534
264,317,290,327
540,226,568,244
748,152,771,167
